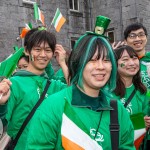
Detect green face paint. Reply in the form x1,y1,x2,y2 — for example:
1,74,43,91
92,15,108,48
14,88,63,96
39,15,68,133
120,63,125,67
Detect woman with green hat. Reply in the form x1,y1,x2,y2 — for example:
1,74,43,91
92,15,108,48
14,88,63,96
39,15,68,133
25,32,135,149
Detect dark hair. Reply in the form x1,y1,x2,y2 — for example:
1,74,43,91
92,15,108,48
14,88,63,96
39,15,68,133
18,54,29,63
124,23,147,40
114,45,147,97
68,34,117,91
24,28,56,53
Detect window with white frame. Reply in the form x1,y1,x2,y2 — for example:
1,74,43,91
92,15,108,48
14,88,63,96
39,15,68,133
106,30,115,44
22,0,36,5
69,0,79,11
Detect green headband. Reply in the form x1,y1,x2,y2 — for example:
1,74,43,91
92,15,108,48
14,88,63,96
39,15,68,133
38,26,47,31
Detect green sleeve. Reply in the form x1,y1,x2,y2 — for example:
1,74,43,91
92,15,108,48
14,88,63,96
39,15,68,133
45,62,55,79
118,101,135,150
25,93,66,150
25,108,62,149
5,82,17,123
26,110,55,149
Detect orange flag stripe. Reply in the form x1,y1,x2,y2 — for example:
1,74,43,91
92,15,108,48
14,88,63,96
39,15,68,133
61,114,103,149
40,12,45,26
134,134,145,150
56,16,66,32
62,135,84,150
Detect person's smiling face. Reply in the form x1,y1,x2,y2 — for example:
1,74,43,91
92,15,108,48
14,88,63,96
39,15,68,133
117,50,139,78
82,49,112,91
126,28,147,55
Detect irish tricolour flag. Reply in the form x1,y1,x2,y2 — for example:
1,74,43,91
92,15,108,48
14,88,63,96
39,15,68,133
51,8,66,32
61,102,103,150
33,3,45,26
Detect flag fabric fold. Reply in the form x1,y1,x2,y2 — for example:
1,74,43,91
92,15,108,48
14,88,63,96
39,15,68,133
61,101,103,150
130,112,146,149
51,8,66,32
0,47,24,78
33,3,45,26
20,22,33,39
20,28,30,38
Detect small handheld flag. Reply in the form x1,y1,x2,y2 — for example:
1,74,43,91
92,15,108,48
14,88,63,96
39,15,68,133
33,3,45,26
51,8,66,32
0,47,24,78
20,22,33,39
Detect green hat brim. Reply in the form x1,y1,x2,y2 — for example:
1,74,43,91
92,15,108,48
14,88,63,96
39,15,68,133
86,31,109,39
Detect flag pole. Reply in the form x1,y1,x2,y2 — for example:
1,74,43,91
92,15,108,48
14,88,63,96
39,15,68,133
48,19,54,31
48,8,58,31
33,2,39,27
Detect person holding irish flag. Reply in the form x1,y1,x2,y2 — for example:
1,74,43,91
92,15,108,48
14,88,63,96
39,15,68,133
0,27,69,149
26,16,135,150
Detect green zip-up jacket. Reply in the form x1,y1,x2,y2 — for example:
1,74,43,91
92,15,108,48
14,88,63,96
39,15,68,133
26,85,135,150
5,70,67,150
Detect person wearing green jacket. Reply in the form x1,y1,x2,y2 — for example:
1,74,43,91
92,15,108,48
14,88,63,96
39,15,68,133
26,32,135,149
124,23,150,89
112,45,149,115
124,23,150,150
112,45,150,149
0,27,68,149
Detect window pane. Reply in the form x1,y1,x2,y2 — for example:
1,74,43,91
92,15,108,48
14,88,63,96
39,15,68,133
71,40,76,49
74,0,78,10
108,31,115,44
69,0,73,9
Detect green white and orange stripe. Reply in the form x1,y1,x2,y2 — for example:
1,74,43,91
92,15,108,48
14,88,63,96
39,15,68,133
61,102,103,150
51,8,66,32
33,3,45,26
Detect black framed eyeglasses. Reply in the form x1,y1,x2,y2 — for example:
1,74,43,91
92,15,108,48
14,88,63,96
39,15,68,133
128,32,146,39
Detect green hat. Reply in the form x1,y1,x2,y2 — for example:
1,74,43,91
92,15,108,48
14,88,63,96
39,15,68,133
94,16,111,35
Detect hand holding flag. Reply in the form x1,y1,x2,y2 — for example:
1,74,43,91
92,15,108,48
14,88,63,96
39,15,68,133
0,47,24,78
51,8,66,32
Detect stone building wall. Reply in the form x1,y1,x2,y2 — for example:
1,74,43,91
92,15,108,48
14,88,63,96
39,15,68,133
0,0,150,68
0,0,90,71
92,0,150,50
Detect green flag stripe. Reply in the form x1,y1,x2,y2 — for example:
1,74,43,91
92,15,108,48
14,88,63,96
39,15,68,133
53,8,60,24
33,3,39,20
64,101,89,135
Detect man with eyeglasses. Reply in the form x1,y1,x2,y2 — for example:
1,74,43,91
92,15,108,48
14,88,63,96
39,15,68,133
124,23,150,88
124,23,150,150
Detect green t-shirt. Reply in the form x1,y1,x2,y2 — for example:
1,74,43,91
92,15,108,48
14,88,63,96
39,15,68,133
112,84,149,115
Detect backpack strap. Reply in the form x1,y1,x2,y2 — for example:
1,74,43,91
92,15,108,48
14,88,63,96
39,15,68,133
110,100,120,150
124,89,136,108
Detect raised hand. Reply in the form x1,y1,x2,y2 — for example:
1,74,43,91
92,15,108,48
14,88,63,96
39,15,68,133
112,41,126,50
0,78,12,104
